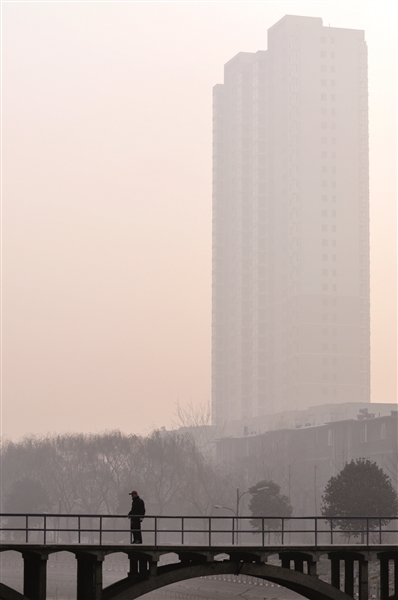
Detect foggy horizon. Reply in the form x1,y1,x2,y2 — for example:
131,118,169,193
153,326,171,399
1,2,397,442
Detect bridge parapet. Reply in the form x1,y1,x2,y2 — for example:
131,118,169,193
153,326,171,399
1,513,397,547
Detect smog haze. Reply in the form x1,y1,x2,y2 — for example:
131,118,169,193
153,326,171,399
1,1,396,440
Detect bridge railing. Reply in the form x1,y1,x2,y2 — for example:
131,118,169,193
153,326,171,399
0,514,397,547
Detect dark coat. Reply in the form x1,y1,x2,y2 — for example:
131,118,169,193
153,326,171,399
128,496,146,518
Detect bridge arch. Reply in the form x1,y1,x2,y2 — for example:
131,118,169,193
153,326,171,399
103,559,353,600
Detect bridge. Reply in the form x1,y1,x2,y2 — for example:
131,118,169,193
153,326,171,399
0,514,397,600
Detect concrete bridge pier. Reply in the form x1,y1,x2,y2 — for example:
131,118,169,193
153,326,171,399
76,552,104,600
378,552,397,600
358,558,368,600
329,553,370,600
127,552,158,579
330,556,341,590
395,554,398,599
279,552,318,576
344,558,354,597
22,551,48,600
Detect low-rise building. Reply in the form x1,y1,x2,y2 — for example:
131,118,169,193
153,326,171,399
216,407,398,515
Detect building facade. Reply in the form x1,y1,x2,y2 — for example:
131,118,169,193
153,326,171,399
216,410,398,516
212,15,370,426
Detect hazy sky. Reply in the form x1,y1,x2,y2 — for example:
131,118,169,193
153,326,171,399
1,1,396,441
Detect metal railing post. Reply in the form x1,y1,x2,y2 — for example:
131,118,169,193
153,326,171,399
26,515,29,543
99,516,102,545
43,515,47,545
330,518,333,545
78,516,81,544
314,517,318,548
379,518,382,544
182,517,184,545
262,518,265,547
281,518,284,545
154,516,157,546
208,517,211,547
366,517,369,546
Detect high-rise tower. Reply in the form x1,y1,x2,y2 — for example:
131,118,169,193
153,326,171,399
212,15,370,426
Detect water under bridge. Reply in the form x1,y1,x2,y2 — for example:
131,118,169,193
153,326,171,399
0,514,397,600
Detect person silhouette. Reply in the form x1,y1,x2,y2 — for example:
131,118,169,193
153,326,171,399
128,490,146,544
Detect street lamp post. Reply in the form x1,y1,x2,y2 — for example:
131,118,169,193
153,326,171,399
235,488,250,544
214,504,236,544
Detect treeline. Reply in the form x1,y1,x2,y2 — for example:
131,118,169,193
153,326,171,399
2,429,397,525
0,430,233,516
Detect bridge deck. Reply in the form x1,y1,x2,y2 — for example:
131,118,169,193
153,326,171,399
1,543,397,555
